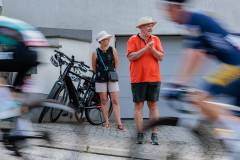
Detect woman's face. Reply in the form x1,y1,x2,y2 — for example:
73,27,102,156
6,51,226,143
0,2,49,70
99,38,110,47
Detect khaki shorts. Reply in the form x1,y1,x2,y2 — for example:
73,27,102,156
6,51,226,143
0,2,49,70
95,82,120,93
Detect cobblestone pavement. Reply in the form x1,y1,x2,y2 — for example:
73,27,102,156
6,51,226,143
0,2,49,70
0,120,234,160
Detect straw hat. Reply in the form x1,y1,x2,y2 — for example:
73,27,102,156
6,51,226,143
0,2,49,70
136,16,157,28
96,31,112,42
163,0,187,5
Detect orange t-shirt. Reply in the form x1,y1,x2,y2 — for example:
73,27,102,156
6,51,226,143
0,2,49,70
127,34,164,83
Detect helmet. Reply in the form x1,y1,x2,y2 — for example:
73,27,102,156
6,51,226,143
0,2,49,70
50,54,59,67
0,16,48,48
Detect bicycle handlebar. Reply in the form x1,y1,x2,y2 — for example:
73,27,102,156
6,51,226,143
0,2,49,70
54,50,72,62
54,50,91,71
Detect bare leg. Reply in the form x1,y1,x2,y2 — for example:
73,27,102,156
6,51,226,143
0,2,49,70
99,92,109,127
134,102,144,133
109,91,123,126
147,101,159,133
192,92,235,122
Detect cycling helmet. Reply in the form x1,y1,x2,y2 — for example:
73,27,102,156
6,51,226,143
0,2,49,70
50,54,59,67
0,16,48,49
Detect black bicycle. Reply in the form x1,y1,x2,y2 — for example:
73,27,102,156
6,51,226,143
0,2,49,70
38,50,113,125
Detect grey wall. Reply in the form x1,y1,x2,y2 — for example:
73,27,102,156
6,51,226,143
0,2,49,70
3,0,240,48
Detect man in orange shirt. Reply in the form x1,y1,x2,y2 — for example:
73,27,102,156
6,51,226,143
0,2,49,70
127,17,164,145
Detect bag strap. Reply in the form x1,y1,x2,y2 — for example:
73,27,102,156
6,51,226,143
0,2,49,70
96,48,108,71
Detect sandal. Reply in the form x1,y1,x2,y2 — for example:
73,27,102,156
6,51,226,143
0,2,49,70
116,124,126,131
103,123,110,128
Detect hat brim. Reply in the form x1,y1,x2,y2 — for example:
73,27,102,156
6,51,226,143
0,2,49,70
163,1,184,5
136,21,157,28
97,35,112,42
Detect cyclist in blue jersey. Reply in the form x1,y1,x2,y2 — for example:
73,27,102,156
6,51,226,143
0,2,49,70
161,0,240,157
161,0,240,158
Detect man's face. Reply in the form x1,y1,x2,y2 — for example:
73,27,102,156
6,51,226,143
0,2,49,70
165,4,182,23
139,23,154,36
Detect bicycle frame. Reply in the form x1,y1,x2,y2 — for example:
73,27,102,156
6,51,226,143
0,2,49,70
68,70,99,109
49,53,97,109
39,50,113,125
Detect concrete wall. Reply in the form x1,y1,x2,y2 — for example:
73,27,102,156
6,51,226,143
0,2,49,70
2,0,240,48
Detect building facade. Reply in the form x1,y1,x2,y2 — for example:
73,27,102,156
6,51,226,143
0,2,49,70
2,0,240,118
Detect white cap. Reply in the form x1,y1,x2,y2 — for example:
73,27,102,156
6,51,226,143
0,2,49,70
96,30,112,42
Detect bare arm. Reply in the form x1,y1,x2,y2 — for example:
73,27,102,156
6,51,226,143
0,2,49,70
113,48,119,68
127,47,147,61
149,47,164,61
127,41,153,61
92,51,97,73
176,49,206,84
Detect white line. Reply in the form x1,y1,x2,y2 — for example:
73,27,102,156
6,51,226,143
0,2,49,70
42,102,75,113
204,101,240,112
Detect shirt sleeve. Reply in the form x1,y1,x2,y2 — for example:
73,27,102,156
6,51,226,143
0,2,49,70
127,37,136,56
155,37,164,53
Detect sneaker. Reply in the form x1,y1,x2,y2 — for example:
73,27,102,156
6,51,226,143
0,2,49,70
151,133,159,145
136,133,144,144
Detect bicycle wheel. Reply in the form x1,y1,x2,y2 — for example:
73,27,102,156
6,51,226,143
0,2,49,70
50,86,68,122
74,86,85,123
85,91,113,125
38,107,50,123
38,80,63,123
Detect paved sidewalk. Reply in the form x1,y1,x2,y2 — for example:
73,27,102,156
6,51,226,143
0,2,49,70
0,120,230,160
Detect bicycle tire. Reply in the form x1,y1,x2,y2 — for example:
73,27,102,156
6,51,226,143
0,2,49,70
85,92,113,125
74,85,85,123
38,107,50,123
38,80,63,123
50,85,68,122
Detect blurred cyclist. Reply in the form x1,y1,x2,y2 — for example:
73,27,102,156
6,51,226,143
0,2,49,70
161,0,240,158
0,16,47,89
0,15,48,136
161,0,240,157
